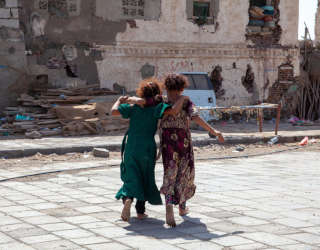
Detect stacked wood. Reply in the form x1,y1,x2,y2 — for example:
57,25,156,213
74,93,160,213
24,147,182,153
0,85,123,138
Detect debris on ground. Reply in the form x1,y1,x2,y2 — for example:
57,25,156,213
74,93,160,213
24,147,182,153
268,136,279,145
25,130,42,139
299,136,309,146
0,85,129,138
93,148,110,158
233,146,245,152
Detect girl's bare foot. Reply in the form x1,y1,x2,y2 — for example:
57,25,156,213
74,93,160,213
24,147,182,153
137,213,148,220
121,199,132,222
179,207,189,216
166,205,176,227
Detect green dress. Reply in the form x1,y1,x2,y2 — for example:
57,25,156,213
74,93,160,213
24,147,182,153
115,103,170,205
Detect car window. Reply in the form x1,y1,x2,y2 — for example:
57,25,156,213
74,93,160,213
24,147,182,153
184,75,196,90
191,74,212,90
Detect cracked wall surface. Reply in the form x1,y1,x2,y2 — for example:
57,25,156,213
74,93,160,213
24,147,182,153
0,0,300,111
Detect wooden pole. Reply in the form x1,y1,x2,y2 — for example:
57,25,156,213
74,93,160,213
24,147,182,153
258,108,263,133
275,104,281,135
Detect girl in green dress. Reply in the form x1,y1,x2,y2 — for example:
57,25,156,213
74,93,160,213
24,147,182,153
111,79,188,221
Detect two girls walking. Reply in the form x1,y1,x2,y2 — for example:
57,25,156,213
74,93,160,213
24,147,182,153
111,75,224,226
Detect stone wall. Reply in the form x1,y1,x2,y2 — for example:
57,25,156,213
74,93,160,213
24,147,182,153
0,0,301,111
99,0,300,106
0,0,27,112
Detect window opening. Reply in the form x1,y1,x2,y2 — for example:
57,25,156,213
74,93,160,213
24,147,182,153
186,0,218,26
192,74,212,90
185,75,196,90
193,1,210,25
122,0,145,18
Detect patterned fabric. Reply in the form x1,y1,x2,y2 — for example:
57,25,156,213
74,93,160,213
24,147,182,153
159,98,198,206
160,125,196,206
160,99,199,129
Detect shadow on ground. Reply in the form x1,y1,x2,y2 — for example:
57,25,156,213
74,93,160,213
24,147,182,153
123,215,244,241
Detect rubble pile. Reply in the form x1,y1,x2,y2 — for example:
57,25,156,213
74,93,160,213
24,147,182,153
0,85,129,138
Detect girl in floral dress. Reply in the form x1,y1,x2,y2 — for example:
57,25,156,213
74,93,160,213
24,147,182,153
160,74,224,227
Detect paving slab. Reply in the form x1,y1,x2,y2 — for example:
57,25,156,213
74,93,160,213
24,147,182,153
0,152,319,249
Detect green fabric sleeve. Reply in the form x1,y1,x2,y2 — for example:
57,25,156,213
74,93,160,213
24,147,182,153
118,104,132,119
154,103,171,119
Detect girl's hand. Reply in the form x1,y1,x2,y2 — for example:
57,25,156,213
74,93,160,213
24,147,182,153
118,96,129,104
215,131,225,143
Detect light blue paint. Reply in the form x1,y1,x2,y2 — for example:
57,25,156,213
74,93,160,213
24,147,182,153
180,72,217,121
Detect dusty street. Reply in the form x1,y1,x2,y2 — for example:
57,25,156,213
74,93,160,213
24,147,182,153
0,143,319,249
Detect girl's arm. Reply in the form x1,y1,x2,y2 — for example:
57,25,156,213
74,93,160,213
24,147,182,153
126,97,146,106
192,116,225,143
123,95,188,115
163,96,189,116
111,96,128,116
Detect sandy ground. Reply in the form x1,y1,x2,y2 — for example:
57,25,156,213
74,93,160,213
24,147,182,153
1,140,319,170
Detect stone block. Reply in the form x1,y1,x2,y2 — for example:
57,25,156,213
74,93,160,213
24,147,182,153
0,9,11,18
93,148,110,158
6,0,19,8
0,18,19,28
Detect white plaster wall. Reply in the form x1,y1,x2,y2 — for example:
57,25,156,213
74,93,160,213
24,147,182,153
97,0,300,106
279,0,300,46
97,48,299,106
115,0,248,44
115,0,299,46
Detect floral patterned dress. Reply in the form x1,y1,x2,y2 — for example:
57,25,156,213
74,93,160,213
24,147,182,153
159,99,198,207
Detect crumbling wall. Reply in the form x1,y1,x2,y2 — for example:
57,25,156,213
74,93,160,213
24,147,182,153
19,0,131,88
0,0,27,112
99,0,299,106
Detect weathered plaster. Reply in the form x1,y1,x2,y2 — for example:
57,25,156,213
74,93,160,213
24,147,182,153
116,0,249,44
99,0,300,106
19,0,128,87
279,0,299,46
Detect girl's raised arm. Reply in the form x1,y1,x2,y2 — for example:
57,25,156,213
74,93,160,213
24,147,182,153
111,96,128,116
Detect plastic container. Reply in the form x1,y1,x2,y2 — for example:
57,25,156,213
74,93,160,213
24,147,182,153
268,136,279,145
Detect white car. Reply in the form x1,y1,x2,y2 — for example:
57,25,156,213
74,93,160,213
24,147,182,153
180,72,217,121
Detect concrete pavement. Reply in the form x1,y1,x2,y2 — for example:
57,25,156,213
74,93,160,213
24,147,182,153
1,122,320,158
0,151,319,249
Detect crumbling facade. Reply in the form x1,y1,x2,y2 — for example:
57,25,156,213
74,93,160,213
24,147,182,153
0,0,300,112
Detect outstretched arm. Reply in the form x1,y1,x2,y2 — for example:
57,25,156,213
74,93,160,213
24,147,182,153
111,96,128,116
192,116,225,143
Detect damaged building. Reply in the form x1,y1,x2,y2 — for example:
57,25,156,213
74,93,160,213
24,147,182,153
0,0,300,112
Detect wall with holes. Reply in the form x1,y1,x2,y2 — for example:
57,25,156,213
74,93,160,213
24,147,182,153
98,0,300,107
0,0,27,111
1,0,300,110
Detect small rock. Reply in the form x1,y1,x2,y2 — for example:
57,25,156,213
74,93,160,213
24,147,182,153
235,146,245,152
93,148,110,158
